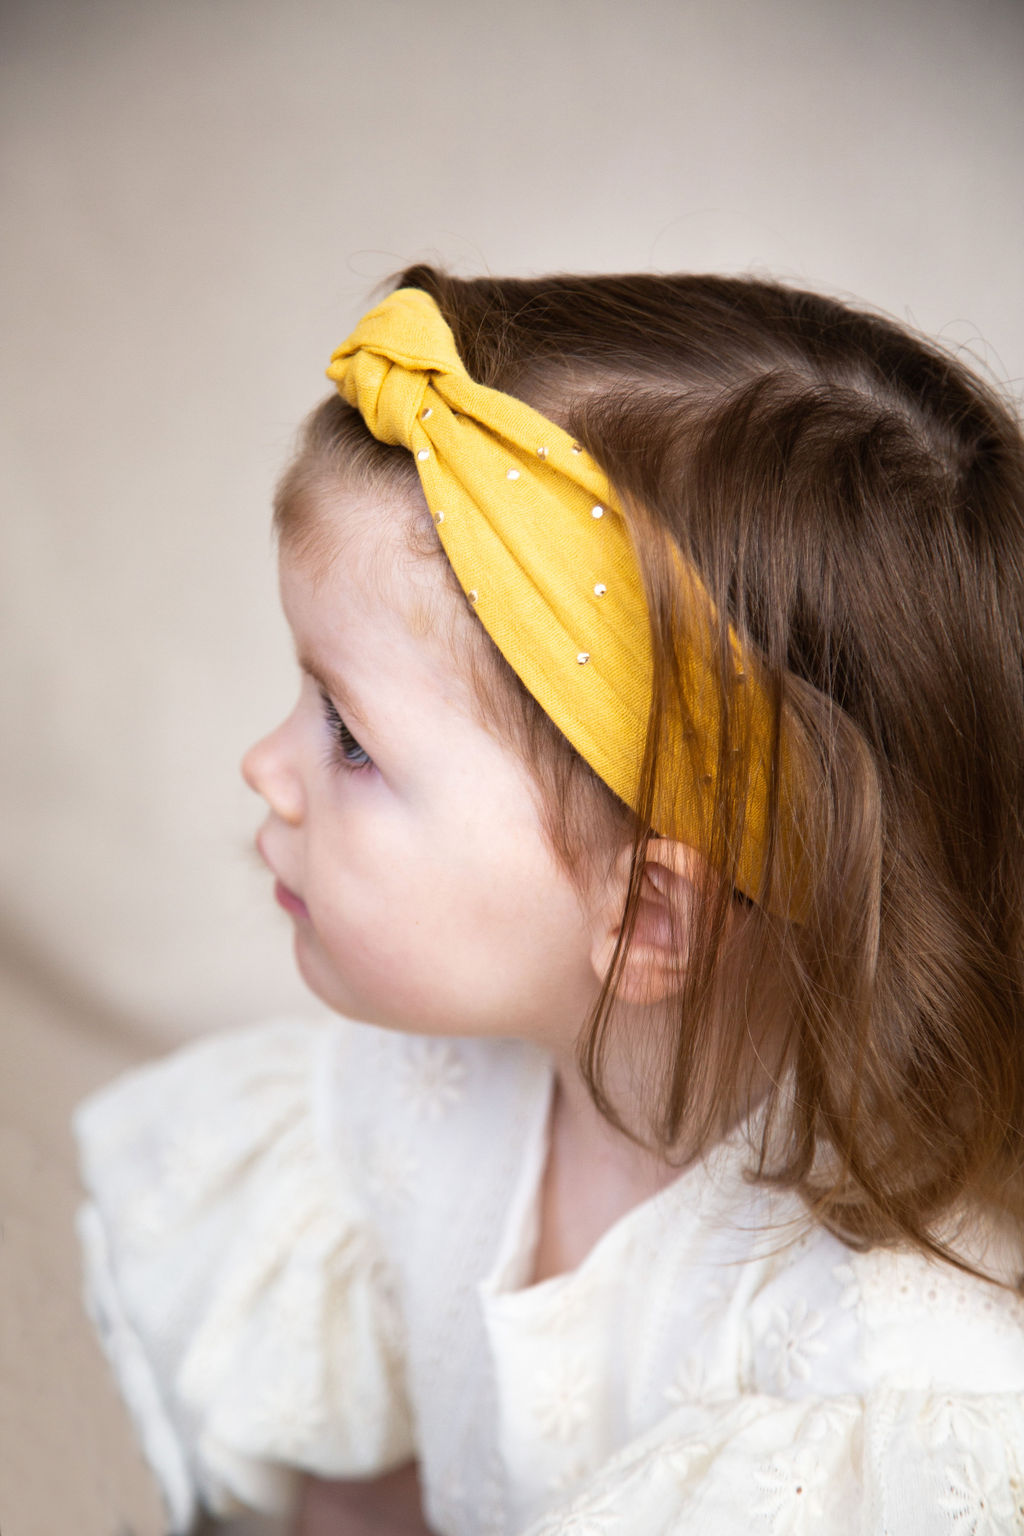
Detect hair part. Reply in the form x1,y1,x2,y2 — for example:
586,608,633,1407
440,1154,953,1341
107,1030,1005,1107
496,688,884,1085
276,266,1024,1286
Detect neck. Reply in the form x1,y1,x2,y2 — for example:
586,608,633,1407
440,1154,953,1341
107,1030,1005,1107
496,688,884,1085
527,1024,682,1286
546,970,786,1173
528,1003,780,1286
545,1017,680,1181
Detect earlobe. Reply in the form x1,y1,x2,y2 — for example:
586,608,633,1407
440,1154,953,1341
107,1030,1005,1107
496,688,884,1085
590,840,703,1006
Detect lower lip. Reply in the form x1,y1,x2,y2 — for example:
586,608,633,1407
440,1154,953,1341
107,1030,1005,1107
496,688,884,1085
274,879,310,920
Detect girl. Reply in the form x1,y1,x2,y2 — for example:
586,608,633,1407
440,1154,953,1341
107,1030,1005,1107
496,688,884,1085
76,269,1024,1536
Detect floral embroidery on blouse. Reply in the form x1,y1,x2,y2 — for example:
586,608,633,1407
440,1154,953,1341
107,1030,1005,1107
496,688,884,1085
918,1394,1003,1451
936,1452,1018,1536
664,1354,709,1405
532,1359,595,1443
761,1300,827,1390
752,1445,829,1535
397,1039,468,1119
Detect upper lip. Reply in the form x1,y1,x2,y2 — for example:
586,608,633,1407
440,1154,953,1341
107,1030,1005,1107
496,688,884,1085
255,830,289,888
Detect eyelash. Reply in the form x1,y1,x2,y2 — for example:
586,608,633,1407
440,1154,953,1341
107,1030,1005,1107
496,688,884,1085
318,688,373,772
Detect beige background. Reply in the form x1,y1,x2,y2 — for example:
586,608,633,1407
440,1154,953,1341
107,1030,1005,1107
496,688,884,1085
2,0,1023,1531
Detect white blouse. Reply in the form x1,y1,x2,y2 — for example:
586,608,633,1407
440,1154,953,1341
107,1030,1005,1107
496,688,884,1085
74,1016,1024,1535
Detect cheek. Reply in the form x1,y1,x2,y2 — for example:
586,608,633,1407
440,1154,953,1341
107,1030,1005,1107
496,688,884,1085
292,801,444,1009
292,762,596,1035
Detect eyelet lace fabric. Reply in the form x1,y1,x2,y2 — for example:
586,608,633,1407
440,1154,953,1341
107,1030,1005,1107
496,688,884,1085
76,1017,1024,1536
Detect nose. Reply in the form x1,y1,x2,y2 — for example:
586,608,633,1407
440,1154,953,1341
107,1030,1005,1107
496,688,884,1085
242,721,305,826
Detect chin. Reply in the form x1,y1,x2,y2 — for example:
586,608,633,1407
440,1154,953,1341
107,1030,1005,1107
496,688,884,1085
292,933,374,1023
292,932,338,1006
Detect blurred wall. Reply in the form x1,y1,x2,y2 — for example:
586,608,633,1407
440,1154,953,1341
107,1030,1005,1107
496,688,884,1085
2,0,1022,1042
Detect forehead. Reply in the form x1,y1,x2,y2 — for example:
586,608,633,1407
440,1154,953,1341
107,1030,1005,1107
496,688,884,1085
281,468,453,631
277,471,481,702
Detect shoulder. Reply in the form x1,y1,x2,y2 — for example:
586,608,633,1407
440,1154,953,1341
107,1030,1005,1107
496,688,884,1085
843,1240,1024,1390
735,1198,1024,1399
74,1016,426,1531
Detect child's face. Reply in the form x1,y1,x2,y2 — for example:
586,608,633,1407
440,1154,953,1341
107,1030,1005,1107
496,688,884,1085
243,483,606,1048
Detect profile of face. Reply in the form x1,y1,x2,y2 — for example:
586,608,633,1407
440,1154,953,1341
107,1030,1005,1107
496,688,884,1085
242,481,606,1047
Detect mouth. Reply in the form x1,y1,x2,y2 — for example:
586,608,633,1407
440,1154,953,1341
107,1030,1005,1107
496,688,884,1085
274,878,310,920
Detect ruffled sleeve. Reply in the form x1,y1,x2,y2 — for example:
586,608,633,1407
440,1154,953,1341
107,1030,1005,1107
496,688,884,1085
521,1388,1024,1535
74,1018,414,1534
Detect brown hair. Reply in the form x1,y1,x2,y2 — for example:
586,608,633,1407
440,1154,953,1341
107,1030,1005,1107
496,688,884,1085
277,267,1024,1283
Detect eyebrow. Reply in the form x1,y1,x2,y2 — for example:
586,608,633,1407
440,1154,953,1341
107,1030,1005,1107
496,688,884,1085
296,650,372,733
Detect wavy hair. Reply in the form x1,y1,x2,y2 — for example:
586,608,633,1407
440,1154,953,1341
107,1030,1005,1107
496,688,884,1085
276,267,1024,1284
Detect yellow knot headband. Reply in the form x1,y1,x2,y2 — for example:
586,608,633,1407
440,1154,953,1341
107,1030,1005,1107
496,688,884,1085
327,287,806,915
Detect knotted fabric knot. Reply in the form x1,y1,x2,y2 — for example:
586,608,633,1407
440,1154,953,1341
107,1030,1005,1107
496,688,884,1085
329,289,461,447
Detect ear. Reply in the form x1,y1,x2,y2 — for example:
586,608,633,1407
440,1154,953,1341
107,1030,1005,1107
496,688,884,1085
590,839,703,1006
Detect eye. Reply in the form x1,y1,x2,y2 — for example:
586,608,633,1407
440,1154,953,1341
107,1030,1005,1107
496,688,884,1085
318,688,373,771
